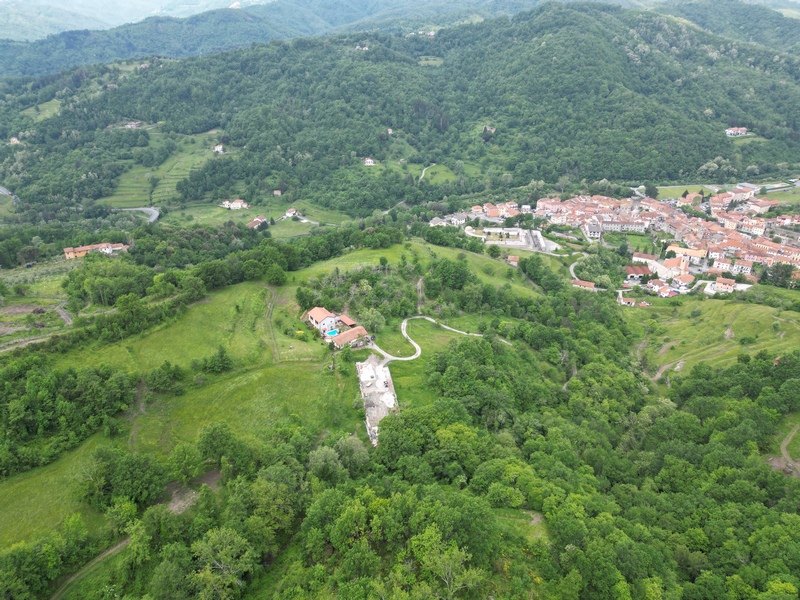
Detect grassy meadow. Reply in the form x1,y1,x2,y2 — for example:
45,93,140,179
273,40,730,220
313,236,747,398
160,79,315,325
625,291,800,377
20,99,61,122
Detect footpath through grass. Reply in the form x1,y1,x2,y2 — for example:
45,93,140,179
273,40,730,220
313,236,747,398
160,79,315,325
625,294,800,375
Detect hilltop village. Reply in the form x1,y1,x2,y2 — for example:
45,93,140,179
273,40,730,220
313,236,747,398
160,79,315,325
433,184,800,298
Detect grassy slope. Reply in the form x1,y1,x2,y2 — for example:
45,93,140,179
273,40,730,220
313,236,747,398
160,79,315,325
625,291,800,375
20,99,62,122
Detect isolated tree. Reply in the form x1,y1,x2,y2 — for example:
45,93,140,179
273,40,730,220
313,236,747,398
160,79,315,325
644,182,658,199
487,245,501,259
169,442,203,485
191,527,256,599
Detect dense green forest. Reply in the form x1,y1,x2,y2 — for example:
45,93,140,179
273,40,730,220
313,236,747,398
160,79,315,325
661,0,800,52
2,2,800,227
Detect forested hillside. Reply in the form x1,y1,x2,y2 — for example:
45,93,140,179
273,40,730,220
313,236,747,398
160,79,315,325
661,0,800,52
1,2,799,223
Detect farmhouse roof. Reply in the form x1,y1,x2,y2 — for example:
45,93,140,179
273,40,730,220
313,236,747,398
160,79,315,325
338,314,357,327
332,326,369,346
309,307,334,322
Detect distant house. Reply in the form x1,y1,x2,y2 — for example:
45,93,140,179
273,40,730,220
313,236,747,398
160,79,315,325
471,205,483,215
273,189,282,197
285,207,298,218
331,326,369,349
213,144,224,154
507,256,520,267
246,215,268,229
646,279,666,292
220,199,249,210
125,121,142,129
732,260,753,275
726,127,748,137
714,277,736,293
674,273,695,289
64,243,129,260
572,279,596,291
387,128,393,135
625,265,652,280
8,137,20,145
363,157,376,166
449,213,468,226
713,258,732,272
429,217,445,227
308,307,337,334
619,297,636,307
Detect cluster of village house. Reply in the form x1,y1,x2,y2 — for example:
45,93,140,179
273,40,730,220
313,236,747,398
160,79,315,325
218,197,300,229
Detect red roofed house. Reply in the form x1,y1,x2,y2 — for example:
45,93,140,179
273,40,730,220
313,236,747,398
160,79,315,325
572,279,596,291
507,256,520,267
331,326,369,349
308,307,337,334
337,314,357,328
625,265,652,280
714,277,736,293
246,216,268,229
64,242,129,260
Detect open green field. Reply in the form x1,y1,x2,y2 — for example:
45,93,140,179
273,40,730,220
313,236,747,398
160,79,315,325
423,164,457,184
604,232,658,254
767,187,800,205
269,218,315,239
20,98,61,122
389,319,468,409
656,185,711,198
99,133,217,208
0,194,14,218
732,135,768,146
0,434,108,547
625,293,800,377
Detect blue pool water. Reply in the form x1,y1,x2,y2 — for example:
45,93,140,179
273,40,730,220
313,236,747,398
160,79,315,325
326,329,339,337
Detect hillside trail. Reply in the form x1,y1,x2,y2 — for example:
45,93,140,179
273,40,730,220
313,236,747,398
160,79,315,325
49,539,131,600
49,470,221,600
781,424,800,466
418,163,436,183
264,285,280,363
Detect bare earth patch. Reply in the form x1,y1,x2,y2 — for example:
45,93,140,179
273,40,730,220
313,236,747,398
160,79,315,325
0,304,39,316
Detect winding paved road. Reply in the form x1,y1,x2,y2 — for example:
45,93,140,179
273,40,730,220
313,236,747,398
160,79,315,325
372,315,511,366
119,207,159,223
419,163,437,183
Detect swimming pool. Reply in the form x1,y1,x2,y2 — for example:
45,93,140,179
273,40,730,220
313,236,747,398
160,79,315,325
326,329,339,337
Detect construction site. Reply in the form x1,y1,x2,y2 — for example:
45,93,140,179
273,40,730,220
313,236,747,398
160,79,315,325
355,354,398,445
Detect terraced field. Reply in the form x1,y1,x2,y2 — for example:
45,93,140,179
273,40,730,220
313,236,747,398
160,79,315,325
99,133,217,208
20,99,61,122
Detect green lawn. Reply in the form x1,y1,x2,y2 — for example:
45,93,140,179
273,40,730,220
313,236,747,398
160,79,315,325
269,219,315,239
625,295,800,376
20,99,61,122
0,434,108,547
389,319,466,410
424,164,457,184
418,56,443,66
604,232,658,254
656,185,712,198
99,134,217,208
731,135,768,145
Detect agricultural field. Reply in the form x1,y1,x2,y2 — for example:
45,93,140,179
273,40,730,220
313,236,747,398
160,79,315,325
99,132,218,208
418,56,443,66
625,292,800,378
20,98,61,122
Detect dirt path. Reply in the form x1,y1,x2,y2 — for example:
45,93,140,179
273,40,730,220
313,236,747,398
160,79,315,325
781,424,800,465
264,286,280,364
416,277,424,313
56,302,73,326
50,538,131,600
50,469,221,600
